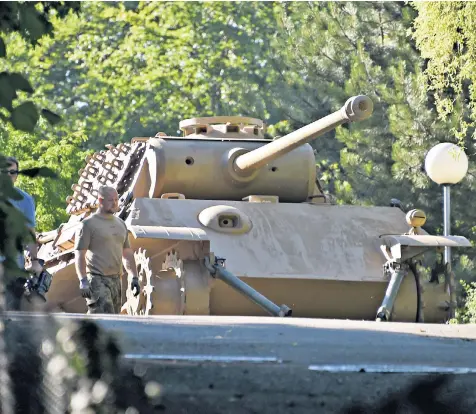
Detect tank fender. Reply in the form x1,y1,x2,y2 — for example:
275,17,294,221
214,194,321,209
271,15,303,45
379,234,471,262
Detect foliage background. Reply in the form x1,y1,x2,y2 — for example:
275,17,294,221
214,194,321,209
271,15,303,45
4,2,475,412
1,1,476,304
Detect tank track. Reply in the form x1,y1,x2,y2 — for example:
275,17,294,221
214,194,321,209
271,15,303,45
66,141,147,215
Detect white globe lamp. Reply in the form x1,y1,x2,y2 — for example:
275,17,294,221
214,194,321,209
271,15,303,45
424,142,468,319
425,142,468,185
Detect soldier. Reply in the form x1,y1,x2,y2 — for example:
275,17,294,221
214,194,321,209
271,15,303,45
74,185,140,314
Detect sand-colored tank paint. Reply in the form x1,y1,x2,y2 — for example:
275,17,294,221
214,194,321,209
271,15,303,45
36,95,470,322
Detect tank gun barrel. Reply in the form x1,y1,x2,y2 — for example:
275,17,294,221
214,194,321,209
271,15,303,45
233,95,373,174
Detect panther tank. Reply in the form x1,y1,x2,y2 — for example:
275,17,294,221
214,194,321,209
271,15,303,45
36,95,471,322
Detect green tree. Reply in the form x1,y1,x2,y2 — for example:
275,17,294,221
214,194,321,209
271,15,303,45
0,2,80,132
271,1,476,283
4,1,282,150
0,0,82,261
0,122,89,231
410,1,476,284
1,1,285,230
411,2,476,143
273,2,437,204
0,2,84,233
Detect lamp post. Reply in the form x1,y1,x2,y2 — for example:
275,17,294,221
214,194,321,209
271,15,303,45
424,142,468,318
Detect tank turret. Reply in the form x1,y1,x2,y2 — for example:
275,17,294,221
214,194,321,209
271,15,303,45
115,95,373,205
35,95,470,324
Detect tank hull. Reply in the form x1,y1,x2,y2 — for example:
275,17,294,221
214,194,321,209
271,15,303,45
126,199,410,284
37,99,460,323
41,265,446,322
209,277,447,323
117,197,448,322
40,197,450,322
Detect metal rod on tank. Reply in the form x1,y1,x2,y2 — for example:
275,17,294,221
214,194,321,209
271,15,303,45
204,257,292,317
233,95,374,174
376,263,409,322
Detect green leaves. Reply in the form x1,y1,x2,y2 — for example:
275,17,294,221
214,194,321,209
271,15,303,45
0,72,17,110
0,37,5,57
19,5,51,45
0,2,80,133
6,1,280,149
2,184,23,201
0,70,61,131
9,73,34,93
411,3,476,144
11,101,39,132
18,167,58,179
41,109,62,125
0,2,80,272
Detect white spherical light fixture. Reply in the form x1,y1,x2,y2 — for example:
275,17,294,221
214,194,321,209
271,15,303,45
425,142,468,185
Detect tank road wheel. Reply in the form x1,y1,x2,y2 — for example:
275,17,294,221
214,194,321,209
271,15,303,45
121,248,186,316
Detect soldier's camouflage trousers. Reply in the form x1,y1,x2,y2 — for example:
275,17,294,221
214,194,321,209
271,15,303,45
85,274,122,314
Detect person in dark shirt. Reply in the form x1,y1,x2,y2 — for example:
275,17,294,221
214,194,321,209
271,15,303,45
3,156,43,309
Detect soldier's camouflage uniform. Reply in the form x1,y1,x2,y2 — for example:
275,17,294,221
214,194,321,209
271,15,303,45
86,275,122,314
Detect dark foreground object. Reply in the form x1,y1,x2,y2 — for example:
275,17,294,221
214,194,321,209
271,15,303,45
125,360,476,414
2,317,160,413
3,313,476,413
